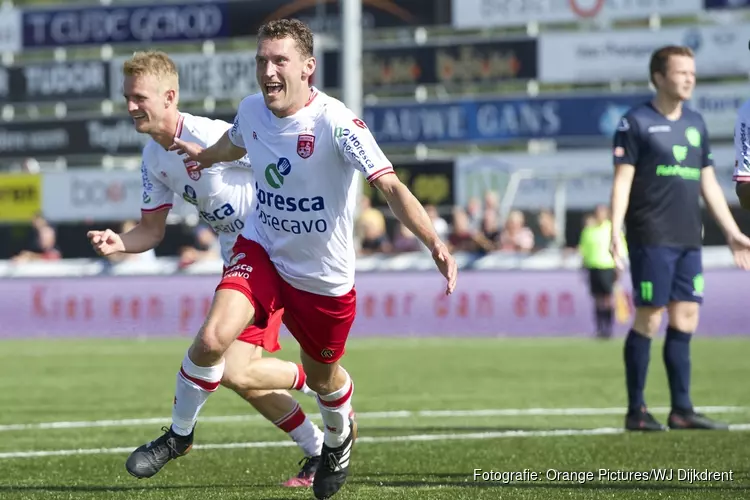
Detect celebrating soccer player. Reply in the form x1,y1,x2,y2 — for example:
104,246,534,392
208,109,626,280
87,51,325,487
125,20,457,499
611,45,750,432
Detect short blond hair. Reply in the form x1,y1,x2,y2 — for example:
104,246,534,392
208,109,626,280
123,51,179,99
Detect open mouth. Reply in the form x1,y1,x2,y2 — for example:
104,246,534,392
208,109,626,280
265,82,283,96
131,113,147,122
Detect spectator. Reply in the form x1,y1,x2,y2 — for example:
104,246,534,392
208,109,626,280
535,209,559,250
12,224,61,262
448,207,480,253
391,222,422,253
498,210,534,253
475,207,501,253
425,204,449,242
179,223,221,268
466,197,482,231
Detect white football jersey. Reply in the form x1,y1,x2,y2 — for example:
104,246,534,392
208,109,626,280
140,112,255,264
734,99,750,182
228,88,394,296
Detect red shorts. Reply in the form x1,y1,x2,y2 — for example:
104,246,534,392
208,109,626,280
221,264,283,353
217,236,356,364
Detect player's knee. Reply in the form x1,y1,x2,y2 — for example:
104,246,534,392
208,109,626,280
305,364,344,395
633,306,664,337
667,302,699,333
195,323,236,357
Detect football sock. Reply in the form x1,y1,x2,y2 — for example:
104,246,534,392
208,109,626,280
171,353,224,436
664,326,693,412
273,403,324,457
624,329,651,412
317,369,353,448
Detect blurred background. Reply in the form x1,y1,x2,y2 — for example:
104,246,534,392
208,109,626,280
1,0,750,338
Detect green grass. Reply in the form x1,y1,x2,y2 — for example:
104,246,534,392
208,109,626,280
0,337,749,499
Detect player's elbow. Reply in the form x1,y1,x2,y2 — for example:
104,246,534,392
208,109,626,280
736,183,750,211
372,173,404,202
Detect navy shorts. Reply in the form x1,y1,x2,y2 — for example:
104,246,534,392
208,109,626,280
628,246,704,307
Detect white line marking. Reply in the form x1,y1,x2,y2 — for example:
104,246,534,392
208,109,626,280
1,405,747,432
2,424,749,460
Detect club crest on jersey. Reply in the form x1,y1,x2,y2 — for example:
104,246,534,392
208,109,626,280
297,134,315,159
184,159,201,180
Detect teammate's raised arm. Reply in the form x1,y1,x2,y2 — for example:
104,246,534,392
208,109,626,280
170,128,246,171
88,209,169,257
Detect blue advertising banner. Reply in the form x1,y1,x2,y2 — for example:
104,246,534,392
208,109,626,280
20,0,442,49
22,2,230,48
362,93,652,146
704,0,750,8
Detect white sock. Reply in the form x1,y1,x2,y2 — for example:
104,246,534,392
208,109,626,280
316,370,353,448
273,403,324,457
300,383,316,398
171,353,224,436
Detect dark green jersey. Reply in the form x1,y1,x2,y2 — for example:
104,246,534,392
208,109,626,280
613,102,712,248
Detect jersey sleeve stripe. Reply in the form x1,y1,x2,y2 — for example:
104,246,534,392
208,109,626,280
366,166,394,183
141,204,173,213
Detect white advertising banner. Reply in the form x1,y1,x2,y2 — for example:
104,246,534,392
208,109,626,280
540,24,750,83
688,84,748,139
110,51,259,102
452,0,703,29
0,7,21,53
42,169,155,222
455,146,737,211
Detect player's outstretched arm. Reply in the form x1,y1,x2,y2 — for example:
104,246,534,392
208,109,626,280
372,174,457,295
87,209,169,256
609,163,635,270
170,131,246,171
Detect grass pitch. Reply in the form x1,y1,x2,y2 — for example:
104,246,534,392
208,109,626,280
0,337,748,499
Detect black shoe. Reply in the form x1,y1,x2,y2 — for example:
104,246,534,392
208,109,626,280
125,426,194,479
313,418,357,499
668,410,729,430
282,455,321,487
625,408,668,432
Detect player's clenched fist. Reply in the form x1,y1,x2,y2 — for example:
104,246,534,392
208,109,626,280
87,229,125,256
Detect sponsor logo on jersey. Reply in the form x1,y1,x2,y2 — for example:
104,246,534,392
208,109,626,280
228,252,246,267
142,192,151,204
341,132,375,170
297,134,315,159
353,118,367,129
265,158,292,189
616,117,629,132
183,185,197,205
141,160,154,193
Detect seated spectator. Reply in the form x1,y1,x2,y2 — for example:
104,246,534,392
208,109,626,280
179,223,221,268
425,204,449,242
466,197,482,231
498,210,534,253
12,224,61,262
475,208,501,253
359,218,392,255
448,207,480,253
392,222,422,253
535,209,559,250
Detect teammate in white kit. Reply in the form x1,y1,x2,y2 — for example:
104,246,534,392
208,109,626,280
126,21,457,499
86,51,324,488
733,98,750,209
